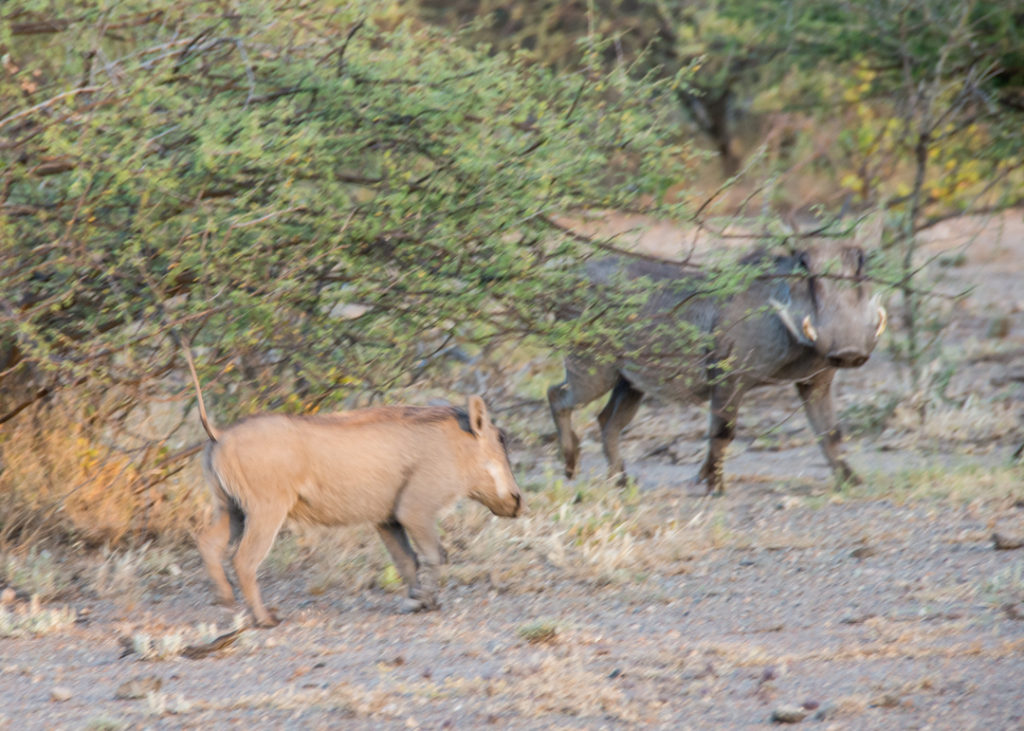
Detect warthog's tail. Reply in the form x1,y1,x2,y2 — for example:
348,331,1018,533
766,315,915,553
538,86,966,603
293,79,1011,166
182,344,219,442
202,442,245,545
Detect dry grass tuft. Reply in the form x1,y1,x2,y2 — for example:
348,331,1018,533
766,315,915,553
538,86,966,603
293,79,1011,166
127,614,250,661
517,618,560,644
443,476,726,591
980,562,1024,608
87,542,185,607
1,548,73,601
888,397,1020,446
0,403,205,550
0,594,77,637
855,463,1021,506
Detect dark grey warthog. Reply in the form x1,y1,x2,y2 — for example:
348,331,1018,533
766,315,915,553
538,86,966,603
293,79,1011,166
548,238,887,494
184,353,522,627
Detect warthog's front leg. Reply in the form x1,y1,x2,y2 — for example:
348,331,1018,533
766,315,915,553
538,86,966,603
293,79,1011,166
796,373,860,488
696,383,742,495
376,521,419,588
597,376,644,486
395,514,445,613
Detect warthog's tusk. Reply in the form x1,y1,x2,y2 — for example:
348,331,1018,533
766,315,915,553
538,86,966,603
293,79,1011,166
802,315,818,342
769,298,812,346
875,306,887,338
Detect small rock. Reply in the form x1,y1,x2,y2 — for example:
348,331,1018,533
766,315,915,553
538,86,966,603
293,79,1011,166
801,699,820,710
50,686,72,702
115,675,162,700
849,545,878,559
1002,603,1024,621
873,692,901,708
771,704,807,723
0,587,16,605
993,532,1024,550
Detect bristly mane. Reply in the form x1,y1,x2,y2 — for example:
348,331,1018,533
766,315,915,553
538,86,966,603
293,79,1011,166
297,405,475,435
739,247,800,272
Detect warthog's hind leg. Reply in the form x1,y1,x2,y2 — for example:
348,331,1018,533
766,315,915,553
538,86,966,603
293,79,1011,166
198,508,236,607
376,521,419,588
548,359,619,479
232,509,287,628
795,375,861,488
597,376,644,486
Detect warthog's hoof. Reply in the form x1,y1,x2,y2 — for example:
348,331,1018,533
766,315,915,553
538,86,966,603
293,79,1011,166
400,596,440,614
253,611,281,629
834,471,863,490
685,473,722,497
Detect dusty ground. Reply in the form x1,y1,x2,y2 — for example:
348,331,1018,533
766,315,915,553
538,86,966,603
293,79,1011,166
2,213,1023,729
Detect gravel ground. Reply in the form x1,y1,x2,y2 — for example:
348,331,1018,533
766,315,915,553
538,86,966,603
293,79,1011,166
2,480,1022,729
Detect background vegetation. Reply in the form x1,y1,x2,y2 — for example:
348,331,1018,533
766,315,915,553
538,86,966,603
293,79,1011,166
2,0,1022,548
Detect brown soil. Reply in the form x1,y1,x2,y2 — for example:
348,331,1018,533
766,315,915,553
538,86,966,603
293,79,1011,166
2,213,1023,729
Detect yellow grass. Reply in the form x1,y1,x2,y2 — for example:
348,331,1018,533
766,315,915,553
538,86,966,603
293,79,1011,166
0,402,205,549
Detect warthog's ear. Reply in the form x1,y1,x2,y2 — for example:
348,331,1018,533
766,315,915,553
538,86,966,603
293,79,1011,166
467,395,489,437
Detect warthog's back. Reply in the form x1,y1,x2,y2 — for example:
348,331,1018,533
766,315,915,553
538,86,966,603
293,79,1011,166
208,407,468,526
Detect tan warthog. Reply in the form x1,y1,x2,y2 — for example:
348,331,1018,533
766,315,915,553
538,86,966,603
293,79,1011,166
185,354,523,627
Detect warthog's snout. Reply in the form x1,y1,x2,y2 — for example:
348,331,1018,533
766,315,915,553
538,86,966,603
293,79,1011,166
827,347,870,368
492,484,523,518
